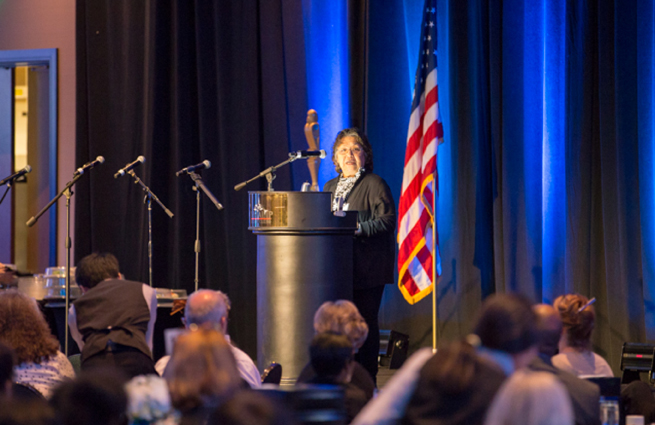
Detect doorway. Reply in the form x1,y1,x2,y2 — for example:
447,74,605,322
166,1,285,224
0,48,58,273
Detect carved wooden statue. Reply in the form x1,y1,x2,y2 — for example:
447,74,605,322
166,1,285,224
304,109,320,191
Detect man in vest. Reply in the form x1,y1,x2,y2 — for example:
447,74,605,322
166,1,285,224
68,252,157,377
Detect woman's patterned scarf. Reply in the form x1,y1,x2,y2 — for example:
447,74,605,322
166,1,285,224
331,168,365,211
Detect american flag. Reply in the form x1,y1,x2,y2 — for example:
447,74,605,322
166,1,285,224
397,0,444,304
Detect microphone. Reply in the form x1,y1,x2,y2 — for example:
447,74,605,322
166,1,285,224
74,156,105,176
289,149,326,160
0,165,32,186
176,160,211,176
114,155,145,178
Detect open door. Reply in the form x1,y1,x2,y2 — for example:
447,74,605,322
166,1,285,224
0,49,57,273
0,67,13,261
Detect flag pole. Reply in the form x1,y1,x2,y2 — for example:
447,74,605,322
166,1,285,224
432,170,438,353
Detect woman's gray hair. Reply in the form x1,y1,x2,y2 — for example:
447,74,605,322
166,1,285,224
313,300,369,350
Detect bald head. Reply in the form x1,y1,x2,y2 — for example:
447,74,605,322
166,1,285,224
533,304,563,358
184,290,231,333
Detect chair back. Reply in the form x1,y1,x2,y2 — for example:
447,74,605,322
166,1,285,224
261,362,282,385
12,382,45,400
258,384,346,425
585,377,621,398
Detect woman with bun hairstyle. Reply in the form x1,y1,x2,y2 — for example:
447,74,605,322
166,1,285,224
552,294,613,377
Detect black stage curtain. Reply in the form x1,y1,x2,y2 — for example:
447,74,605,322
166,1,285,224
75,0,319,356
77,0,651,370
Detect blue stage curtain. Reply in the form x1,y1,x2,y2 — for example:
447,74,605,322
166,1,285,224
382,0,655,371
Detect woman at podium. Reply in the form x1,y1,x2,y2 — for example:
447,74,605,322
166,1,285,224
324,128,396,384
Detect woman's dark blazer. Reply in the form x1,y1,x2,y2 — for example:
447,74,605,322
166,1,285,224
324,171,396,290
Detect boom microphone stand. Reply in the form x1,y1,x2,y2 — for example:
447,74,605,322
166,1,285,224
185,171,223,291
26,157,103,356
126,170,174,287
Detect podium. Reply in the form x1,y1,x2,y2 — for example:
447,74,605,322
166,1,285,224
249,191,357,385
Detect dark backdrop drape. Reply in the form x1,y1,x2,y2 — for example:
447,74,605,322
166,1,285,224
76,0,315,356
77,0,655,371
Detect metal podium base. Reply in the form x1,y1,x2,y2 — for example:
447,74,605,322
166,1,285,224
256,232,353,383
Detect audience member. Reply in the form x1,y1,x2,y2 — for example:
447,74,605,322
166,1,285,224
209,389,298,425
0,290,74,398
402,341,506,425
50,367,128,425
164,329,244,424
484,369,574,425
552,294,613,377
0,342,15,399
297,300,374,401
306,332,368,423
155,289,261,388
402,293,539,425
528,304,600,425
473,293,540,374
621,380,655,424
68,252,157,377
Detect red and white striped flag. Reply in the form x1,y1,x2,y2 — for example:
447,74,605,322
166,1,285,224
398,0,444,305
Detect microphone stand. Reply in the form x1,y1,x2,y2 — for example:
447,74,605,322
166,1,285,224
127,170,174,287
0,182,13,206
26,173,83,356
187,171,223,292
234,155,299,192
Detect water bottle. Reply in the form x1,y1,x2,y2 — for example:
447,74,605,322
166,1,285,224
600,396,619,425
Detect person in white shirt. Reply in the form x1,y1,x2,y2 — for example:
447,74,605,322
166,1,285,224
155,289,261,388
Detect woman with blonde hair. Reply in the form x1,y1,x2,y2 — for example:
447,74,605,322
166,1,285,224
0,290,74,398
552,293,613,377
484,369,574,425
297,300,374,400
164,328,244,424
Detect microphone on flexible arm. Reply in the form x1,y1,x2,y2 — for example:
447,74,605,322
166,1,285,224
176,160,211,176
289,149,327,160
74,156,105,176
114,156,145,178
0,165,32,186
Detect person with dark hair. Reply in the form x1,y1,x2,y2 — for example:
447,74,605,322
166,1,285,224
402,293,539,425
0,342,15,398
552,294,613,377
68,252,158,377
0,291,74,398
50,367,129,425
527,304,601,425
473,293,540,374
402,341,507,425
324,128,396,384
306,332,368,423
